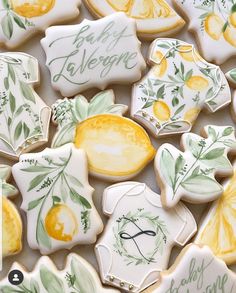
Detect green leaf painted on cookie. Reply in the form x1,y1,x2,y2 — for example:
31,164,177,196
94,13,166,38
181,175,222,194
40,265,64,293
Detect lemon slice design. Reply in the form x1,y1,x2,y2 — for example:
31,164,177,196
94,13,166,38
196,169,236,265
85,0,185,38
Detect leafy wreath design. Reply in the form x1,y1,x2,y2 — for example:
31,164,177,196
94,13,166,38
113,208,169,266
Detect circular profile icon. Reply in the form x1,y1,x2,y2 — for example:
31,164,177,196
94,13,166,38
8,270,24,286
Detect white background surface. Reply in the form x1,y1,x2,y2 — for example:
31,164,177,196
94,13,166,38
1,0,236,289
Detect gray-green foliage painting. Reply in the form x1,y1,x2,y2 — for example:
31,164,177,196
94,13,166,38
22,147,91,250
0,165,18,196
0,256,99,293
0,54,43,154
52,90,127,148
158,125,236,206
0,0,34,39
113,208,169,266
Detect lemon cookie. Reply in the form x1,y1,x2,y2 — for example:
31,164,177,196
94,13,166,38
84,0,185,40
51,90,156,182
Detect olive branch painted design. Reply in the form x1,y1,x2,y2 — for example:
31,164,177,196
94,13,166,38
22,148,92,250
157,125,236,207
0,54,43,153
113,208,168,266
0,0,34,39
0,165,18,196
52,90,127,148
0,256,100,293
227,68,236,84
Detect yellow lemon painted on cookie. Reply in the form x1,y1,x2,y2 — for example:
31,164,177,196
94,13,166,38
230,12,236,28
223,25,236,48
45,204,78,242
186,76,209,91
184,107,201,124
74,114,156,178
3,197,22,257
205,13,224,40
197,170,236,265
178,45,202,62
153,101,171,121
153,51,167,77
10,0,55,18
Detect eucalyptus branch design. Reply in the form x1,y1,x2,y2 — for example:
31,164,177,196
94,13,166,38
0,54,42,152
0,256,99,293
113,209,168,266
0,0,34,39
158,125,236,207
22,149,92,250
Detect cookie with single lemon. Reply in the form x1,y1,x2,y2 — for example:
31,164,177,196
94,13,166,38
12,143,103,255
52,90,156,182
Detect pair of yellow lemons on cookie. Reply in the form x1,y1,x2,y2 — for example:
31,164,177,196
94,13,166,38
205,11,236,47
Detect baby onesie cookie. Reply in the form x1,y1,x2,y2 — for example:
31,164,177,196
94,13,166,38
0,0,81,48
0,253,120,293
52,90,156,182
0,52,51,160
173,0,236,64
143,244,236,293
195,164,236,265
132,38,231,137
95,181,197,292
84,0,185,40
1,164,22,257
41,12,146,97
12,143,103,255
155,125,236,208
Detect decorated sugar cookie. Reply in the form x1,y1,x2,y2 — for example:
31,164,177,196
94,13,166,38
41,12,146,97
0,0,81,48
52,90,156,182
1,164,22,257
174,0,236,64
0,253,120,293
195,164,236,265
143,244,236,293
155,125,236,208
12,143,103,255
95,182,197,292
0,52,51,160
227,68,236,86
132,39,231,137
226,68,236,122
84,0,185,40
